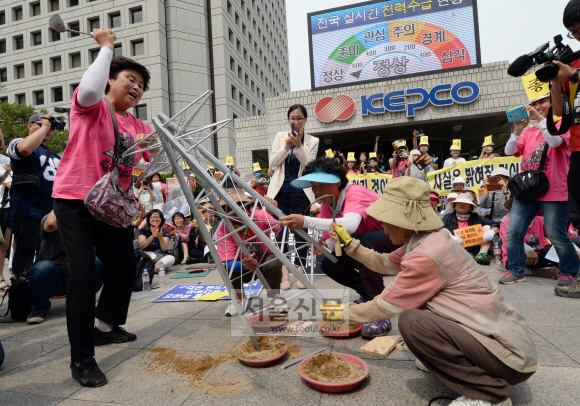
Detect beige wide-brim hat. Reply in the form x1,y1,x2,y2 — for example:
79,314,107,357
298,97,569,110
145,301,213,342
366,177,444,232
453,193,476,206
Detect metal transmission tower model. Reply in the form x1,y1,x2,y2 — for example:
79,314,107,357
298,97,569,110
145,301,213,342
124,91,337,349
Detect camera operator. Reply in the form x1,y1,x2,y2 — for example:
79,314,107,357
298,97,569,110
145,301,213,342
412,129,438,169
8,114,61,280
390,145,409,178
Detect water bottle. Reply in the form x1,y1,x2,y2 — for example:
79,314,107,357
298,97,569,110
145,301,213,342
142,269,151,292
158,265,166,287
493,241,502,264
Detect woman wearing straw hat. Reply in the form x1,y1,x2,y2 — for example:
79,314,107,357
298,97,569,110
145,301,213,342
281,157,399,339
329,177,538,406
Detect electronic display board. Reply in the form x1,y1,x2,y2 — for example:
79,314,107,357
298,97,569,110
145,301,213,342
308,0,481,90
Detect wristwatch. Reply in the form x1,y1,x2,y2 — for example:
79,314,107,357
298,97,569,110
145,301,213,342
570,69,580,83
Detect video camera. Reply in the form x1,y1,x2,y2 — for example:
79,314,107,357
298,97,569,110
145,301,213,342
46,116,66,131
508,35,580,81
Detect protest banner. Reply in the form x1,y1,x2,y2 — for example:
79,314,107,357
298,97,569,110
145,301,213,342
152,281,263,302
453,225,485,248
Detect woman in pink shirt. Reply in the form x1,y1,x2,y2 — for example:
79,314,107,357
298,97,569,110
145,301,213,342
51,28,154,387
503,94,580,290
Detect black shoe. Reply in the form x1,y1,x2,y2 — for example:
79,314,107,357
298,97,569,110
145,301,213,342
94,326,137,346
27,311,47,324
70,357,107,387
185,256,202,265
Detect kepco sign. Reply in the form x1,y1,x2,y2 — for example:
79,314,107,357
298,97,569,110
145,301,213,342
361,81,480,118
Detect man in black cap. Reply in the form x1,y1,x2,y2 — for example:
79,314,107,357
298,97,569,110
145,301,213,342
7,114,61,279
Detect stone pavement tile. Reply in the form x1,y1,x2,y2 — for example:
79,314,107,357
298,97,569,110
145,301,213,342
0,319,59,340
131,300,212,320
105,317,184,350
56,400,132,406
126,295,156,316
0,340,66,376
529,325,580,365
188,300,233,320
528,331,579,368
0,345,138,398
0,391,63,406
180,355,323,406
510,300,580,327
145,318,244,354
318,359,456,406
497,279,563,302
70,349,194,406
2,318,70,346
511,366,580,405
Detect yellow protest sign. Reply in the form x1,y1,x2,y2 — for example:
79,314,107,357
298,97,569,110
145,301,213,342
181,160,190,170
196,291,230,301
369,152,377,159
484,135,493,146
132,167,145,177
420,136,429,145
325,149,334,158
523,71,550,102
453,225,485,248
252,162,261,171
347,152,356,161
452,139,462,150
225,156,234,166
398,140,406,146
208,164,214,170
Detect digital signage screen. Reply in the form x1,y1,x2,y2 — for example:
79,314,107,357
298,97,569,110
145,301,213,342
308,0,481,90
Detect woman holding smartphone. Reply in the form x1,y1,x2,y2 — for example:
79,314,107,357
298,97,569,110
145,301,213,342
267,104,319,290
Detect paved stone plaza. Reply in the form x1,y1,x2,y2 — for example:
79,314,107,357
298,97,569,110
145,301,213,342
1,263,579,406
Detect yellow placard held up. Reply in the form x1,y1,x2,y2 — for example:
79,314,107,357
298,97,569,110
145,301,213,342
369,152,377,159
420,136,429,145
398,139,406,147
181,160,190,170
252,162,261,171
208,164,214,170
523,71,550,101
452,139,462,150
325,149,334,158
225,156,234,166
196,291,230,301
484,135,493,146
132,167,145,177
453,225,485,248
347,152,356,161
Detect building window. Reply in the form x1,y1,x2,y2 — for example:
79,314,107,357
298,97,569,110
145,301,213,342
227,1,232,14
0,40,5,54
50,28,61,41
15,64,25,79
0,11,5,25
134,104,147,120
131,39,144,56
32,31,42,46
236,39,241,52
232,113,237,120
70,83,79,97
243,48,247,61
34,90,44,105
239,92,243,105
52,86,63,102
89,48,99,63
231,85,236,98
68,0,79,7
68,21,80,37
235,12,239,25
130,7,142,24
88,17,99,32
0,68,7,82
244,74,249,86
252,105,256,115
228,29,233,42
0,97,7,104
31,2,41,17
229,56,235,71
50,0,59,12
32,60,43,75
246,99,250,112
13,6,23,21
15,94,26,105
14,35,24,50
237,66,242,79
113,44,122,57
70,52,81,68
51,56,62,72
109,12,121,28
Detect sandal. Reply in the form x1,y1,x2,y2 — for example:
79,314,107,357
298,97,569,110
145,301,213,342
280,279,291,291
0,279,8,292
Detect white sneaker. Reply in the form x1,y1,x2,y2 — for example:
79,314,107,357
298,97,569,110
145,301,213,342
415,358,430,372
449,396,512,406
268,297,288,313
225,303,239,317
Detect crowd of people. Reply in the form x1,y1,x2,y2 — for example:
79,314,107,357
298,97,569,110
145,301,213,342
2,3,580,404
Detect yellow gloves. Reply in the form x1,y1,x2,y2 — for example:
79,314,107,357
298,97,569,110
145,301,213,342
334,224,353,246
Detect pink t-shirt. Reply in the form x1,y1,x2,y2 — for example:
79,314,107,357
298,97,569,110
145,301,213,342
320,184,382,239
457,220,469,229
514,125,571,201
500,215,547,265
392,160,407,178
52,88,152,200
216,210,280,262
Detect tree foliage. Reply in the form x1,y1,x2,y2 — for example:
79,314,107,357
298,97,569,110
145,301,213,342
0,102,69,154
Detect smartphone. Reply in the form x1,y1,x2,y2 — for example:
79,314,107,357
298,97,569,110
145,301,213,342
506,105,529,122
487,176,502,191
291,123,299,136
142,180,149,187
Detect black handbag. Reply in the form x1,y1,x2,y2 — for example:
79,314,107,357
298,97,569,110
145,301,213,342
133,249,155,291
0,273,32,322
508,144,550,201
11,149,51,191
166,235,183,264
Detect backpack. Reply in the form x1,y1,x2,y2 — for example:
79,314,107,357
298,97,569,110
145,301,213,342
0,274,32,322
133,249,155,291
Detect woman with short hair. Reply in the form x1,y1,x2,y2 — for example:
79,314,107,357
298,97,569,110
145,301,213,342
138,209,175,270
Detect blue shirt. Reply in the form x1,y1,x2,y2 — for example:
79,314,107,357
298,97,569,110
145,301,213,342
280,137,303,193
8,140,60,221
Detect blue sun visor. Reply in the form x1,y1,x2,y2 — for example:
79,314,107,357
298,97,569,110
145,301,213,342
290,172,341,189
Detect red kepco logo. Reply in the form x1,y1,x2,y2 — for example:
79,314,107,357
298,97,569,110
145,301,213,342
314,95,356,123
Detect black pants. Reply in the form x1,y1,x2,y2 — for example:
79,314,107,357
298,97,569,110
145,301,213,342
11,218,41,275
569,152,580,229
275,189,310,266
54,199,135,363
321,232,400,301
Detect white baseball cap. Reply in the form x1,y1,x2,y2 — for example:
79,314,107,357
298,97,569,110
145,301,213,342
452,177,465,184
450,145,461,151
